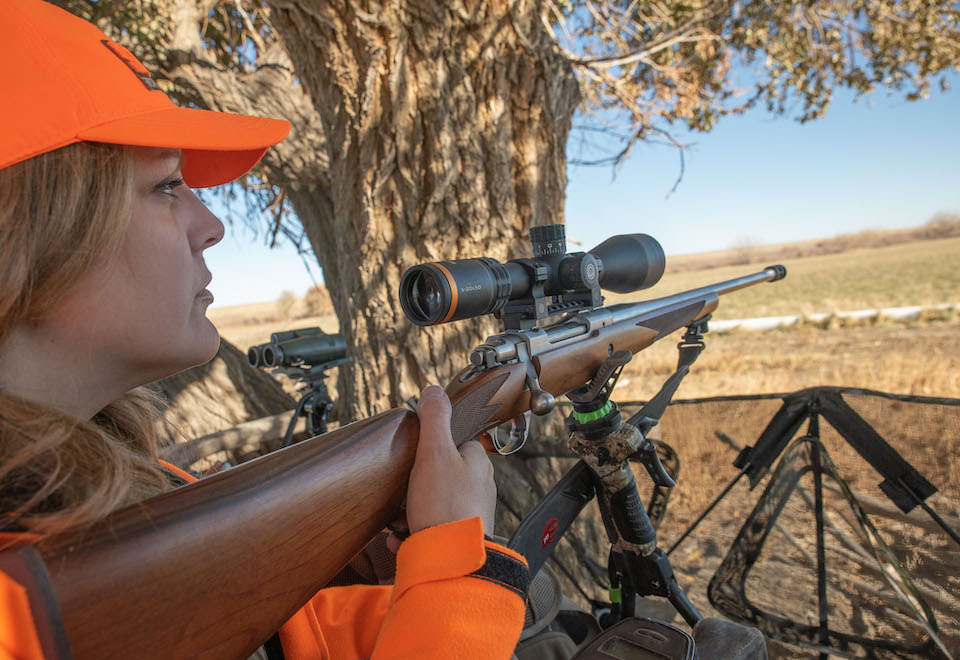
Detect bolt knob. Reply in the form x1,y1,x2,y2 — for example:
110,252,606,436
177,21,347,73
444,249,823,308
530,390,556,415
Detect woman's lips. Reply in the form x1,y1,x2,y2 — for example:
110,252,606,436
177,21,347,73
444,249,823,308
196,288,214,303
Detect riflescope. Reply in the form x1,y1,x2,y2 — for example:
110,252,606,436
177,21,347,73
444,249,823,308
399,225,665,327
247,327,347,369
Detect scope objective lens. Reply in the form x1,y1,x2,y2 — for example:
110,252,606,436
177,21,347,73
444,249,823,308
399,258,515,326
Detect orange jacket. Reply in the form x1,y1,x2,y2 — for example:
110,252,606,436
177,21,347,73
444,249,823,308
1,461,529,659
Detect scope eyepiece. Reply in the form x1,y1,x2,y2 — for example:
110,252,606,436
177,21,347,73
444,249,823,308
398,228,665,327
399,258,514,327
589,234,664,294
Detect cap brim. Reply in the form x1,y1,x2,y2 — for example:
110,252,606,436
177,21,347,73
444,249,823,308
77,106,291,188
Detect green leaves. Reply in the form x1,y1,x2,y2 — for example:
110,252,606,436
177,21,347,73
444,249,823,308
548,0,960,161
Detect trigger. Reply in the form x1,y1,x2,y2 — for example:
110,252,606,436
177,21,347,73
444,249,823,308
477,431,497,454
477,412,530,456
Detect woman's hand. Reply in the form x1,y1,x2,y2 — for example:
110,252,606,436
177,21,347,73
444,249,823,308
403,385,497,537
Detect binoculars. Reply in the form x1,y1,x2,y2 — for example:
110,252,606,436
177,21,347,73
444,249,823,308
247,327,347,369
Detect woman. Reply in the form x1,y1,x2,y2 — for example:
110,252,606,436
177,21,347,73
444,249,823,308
0,1,528,658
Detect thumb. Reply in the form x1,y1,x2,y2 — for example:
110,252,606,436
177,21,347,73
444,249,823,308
415,385,456,462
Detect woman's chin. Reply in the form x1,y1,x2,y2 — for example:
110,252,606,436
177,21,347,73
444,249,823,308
164,317,222,375
195,317,222,363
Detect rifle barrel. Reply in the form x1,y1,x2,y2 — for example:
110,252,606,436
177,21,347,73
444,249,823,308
467,265,787,370
607,264,786,325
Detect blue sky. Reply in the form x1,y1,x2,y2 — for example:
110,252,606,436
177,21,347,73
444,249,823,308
205,78,959,307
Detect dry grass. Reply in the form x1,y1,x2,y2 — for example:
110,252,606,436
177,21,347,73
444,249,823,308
608,236,960,319
666,216,960,273
616,324,960,401
610,322,960,526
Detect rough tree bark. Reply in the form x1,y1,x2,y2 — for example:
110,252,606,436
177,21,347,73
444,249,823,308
268,0,581,419
160,1,337,259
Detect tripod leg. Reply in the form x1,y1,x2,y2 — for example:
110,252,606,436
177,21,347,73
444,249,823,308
812,432,830,660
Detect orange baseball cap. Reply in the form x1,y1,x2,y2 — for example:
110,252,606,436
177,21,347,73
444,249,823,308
0,0,291,188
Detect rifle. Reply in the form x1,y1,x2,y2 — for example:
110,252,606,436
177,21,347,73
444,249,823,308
7,225,785,659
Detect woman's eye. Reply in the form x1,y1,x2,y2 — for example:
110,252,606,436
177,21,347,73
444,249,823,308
156,177,185,197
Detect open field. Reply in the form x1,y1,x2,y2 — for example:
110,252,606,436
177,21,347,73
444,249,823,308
608,236,960,319
663,217,960,274
211,236,960,350
615,323,960,401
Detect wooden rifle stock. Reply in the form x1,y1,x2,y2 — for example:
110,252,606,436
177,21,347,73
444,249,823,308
446,299,714,444
8,265,785,658
30,409,418,658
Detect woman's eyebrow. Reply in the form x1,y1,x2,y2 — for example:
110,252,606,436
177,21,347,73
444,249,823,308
159,151,185,178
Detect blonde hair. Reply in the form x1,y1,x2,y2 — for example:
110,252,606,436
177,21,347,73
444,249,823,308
0,142,177,541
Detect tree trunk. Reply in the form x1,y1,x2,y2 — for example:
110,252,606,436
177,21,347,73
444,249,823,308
269,0,580,419
152,340,296,459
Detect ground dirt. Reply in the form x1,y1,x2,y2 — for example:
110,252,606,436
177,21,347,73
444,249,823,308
508,324,960,659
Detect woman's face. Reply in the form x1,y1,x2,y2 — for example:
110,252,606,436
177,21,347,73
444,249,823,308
47,146,225,387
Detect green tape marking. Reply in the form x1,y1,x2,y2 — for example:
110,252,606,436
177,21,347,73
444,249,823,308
572,400,613,424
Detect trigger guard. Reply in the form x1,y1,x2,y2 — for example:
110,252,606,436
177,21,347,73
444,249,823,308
477,412,530,456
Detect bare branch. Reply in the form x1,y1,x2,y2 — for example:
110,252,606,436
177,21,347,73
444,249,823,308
232,0,267,55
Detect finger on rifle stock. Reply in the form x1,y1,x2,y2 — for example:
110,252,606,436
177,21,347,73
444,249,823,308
416,385,457,462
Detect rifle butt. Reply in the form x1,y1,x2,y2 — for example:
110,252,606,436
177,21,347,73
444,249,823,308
32,408,418,659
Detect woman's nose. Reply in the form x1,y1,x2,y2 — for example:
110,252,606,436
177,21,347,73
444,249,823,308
187,190,225,252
